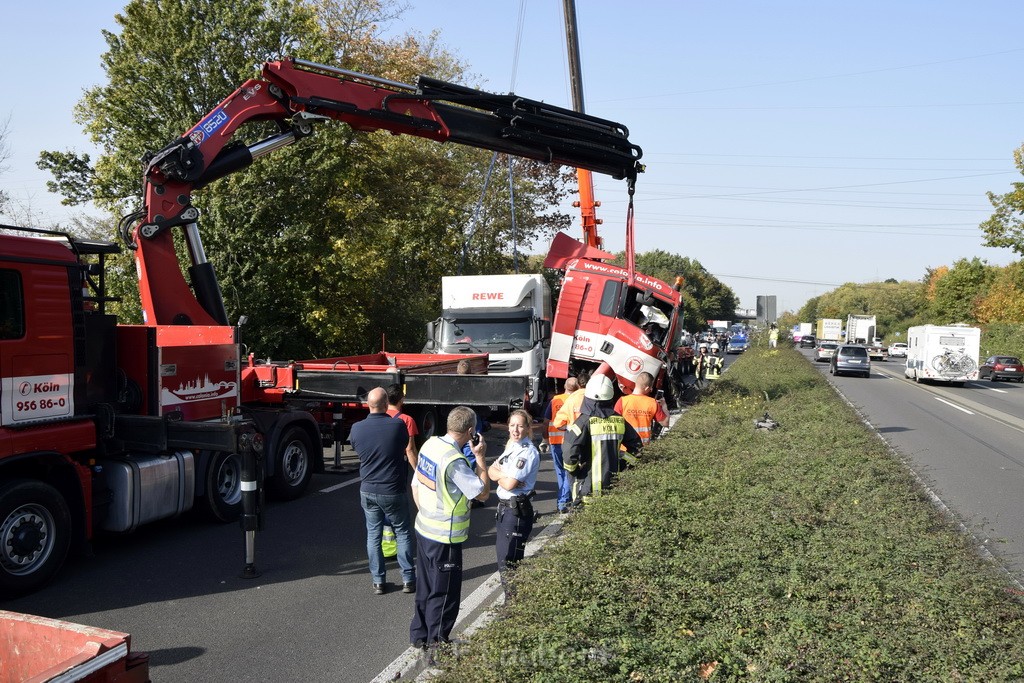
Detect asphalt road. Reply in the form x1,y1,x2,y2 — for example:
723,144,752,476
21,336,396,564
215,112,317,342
16,346,1019,681
1,422,569,682
803,348,1024,583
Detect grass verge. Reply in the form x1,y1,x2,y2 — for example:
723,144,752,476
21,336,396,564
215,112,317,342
434,344,1024,682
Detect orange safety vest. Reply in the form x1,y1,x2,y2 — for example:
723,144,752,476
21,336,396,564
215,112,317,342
552,389,585,430
615,394,660,445
547,391,570,444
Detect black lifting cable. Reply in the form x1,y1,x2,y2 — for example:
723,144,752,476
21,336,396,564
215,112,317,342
459,0,528,276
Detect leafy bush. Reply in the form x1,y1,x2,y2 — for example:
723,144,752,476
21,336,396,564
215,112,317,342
982,322,1024,360
433,345,1024,682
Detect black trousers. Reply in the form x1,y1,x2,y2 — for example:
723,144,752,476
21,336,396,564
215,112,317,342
409,532,463,645
495,502,534,595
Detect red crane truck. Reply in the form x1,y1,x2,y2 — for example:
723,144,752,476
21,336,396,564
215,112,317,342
546,0,684,397
0,57,642,597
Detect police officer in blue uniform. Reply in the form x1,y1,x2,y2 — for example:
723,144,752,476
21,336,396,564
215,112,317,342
487,408,540,597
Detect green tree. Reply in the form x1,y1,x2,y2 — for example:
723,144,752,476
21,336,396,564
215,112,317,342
974,260,1024,324
930,257,994,324
981,145,1024,255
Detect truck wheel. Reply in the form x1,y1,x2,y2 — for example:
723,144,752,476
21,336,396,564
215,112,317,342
0,480,72,597
268,427,314,501
204,451,243,523
419,408,438,440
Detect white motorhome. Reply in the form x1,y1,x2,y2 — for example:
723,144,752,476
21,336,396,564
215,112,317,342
425,274,552,402
903,324,981,385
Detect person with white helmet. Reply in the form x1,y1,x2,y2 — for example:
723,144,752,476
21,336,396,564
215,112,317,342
563,362,643,508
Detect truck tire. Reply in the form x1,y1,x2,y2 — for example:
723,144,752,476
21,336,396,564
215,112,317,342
418,407,438,440
0,480,72,598
268,427,314,501
204,451,243,523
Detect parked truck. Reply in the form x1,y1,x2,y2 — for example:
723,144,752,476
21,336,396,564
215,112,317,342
815,318,842,342
424,274,551,407
0,57,641,596
903,324,981,385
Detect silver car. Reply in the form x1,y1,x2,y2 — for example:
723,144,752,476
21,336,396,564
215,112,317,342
814,341,839,362
830,344,871,378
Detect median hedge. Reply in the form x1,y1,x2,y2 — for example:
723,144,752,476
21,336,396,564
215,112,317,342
434,344,1024,682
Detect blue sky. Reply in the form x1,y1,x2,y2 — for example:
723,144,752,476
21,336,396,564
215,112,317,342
3,1,1024,315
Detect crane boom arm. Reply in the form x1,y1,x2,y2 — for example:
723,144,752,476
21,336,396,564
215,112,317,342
133,57,643,327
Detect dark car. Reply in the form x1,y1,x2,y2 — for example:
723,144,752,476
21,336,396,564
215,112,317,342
799,334,817,349
830,344,870,378
978,355,1024,382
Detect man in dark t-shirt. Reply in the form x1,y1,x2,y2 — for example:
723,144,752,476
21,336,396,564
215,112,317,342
350,387,417,594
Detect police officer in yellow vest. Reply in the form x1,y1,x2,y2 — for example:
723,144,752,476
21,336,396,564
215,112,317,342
409,406,490,649
564,362,643,507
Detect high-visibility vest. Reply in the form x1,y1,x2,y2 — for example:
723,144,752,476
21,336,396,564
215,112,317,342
381,524,397,558
616,394,658,444
547,392,570,444
414,438,472,544
566,415,629,498
553,389,585,429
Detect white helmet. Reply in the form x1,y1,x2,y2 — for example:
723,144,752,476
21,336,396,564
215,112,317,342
584,362,616,401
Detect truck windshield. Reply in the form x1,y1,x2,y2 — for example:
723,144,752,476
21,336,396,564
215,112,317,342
441,314,533,350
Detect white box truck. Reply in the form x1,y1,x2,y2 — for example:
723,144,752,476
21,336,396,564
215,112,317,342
846,314,876,344
425,274,552,403
903,324,981,385
815,318,842,342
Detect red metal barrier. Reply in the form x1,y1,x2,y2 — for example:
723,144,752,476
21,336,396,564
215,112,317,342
0,610,150,682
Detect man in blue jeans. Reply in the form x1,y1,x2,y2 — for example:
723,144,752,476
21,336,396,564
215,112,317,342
349,386,416,595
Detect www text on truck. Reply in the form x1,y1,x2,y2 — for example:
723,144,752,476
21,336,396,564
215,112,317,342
0,56,642,596
540,1,684,404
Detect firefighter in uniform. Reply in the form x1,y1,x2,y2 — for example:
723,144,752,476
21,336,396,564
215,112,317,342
409,406,490,649
487,409,540,597
542,377,578,513
614,371,670,445
564,363,643,507
694,346,711,387
706,350,723,381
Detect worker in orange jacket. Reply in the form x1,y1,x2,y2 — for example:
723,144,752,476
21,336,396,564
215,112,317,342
613,371,670,446
542,377,578,513
551,369,590,431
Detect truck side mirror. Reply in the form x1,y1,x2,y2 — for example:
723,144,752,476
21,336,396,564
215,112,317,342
425,321,436,350
539,320,551,342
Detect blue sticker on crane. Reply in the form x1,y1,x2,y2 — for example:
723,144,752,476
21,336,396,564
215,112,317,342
190,108,230,146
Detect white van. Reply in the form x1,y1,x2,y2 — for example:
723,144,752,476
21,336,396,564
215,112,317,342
904,325,980,385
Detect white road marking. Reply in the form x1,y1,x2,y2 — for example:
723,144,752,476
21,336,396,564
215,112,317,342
934,397,974,415
977,384,1008,393
370,517,566,683
319,477,362,493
